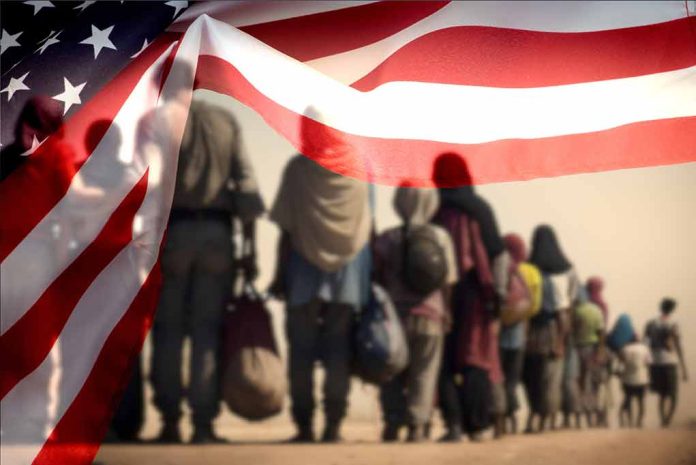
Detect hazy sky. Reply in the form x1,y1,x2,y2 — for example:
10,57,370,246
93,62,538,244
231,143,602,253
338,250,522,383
197,89,696,425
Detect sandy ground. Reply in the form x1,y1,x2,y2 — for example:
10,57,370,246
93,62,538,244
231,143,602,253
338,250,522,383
93,423,696,465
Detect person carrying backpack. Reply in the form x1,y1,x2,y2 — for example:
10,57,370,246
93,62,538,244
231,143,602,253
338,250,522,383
374,185,458,442
525,225,579,433
644,298,688,427
500,233,542,434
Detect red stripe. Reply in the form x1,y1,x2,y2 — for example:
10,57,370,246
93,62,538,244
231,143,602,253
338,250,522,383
195,55,696,187
32,262,162,465
0,171,149,401
352,17,696,90
0,33,179,263
239,1,448,62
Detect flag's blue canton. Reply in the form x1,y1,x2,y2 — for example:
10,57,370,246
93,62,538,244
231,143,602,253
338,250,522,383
0,0,189,146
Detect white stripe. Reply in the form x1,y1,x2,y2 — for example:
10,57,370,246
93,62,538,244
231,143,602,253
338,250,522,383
170,0,376,32
0,43,176,336
0,24,202,464
307,1,691,84
200,16,696,145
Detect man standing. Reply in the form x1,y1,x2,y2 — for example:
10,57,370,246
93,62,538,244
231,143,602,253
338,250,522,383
644,298,688,428
148,96,264,444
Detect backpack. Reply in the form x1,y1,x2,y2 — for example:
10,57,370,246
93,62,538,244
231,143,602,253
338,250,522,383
500,262,533,326
352,284,409,385
220,283,287,421
401,224,448,296
531,273,557,326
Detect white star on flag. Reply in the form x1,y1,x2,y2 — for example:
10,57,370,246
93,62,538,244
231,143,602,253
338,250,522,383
79,25,117,59
52,77,86,114
130,38,149,58
1,72,30,101
21,134,46,156
36,30,61,55
165,1,188,18
1,29,22,55
24,1,54,16
73,1,96,13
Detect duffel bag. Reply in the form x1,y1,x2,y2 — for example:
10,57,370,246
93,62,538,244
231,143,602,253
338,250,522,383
352,284,409,385
221,283,286,421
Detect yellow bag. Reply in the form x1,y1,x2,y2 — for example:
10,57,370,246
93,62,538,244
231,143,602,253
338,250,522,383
500,262,543,325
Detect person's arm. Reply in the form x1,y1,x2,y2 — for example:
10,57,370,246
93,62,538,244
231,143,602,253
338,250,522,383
674,327,688,382
239,219,258,281
268,231,290,299
491,251,510,317
596,327,608,364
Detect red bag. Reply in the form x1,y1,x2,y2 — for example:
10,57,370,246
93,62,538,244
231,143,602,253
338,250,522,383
220,284,286,421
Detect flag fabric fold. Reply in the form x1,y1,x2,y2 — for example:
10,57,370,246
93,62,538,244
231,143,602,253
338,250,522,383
1,2,695,464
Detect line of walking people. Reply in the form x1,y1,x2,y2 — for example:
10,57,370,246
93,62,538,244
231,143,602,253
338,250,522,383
138,101,687,444
268,151,689,444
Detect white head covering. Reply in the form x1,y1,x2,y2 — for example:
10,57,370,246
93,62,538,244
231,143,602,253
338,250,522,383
394,186,439,226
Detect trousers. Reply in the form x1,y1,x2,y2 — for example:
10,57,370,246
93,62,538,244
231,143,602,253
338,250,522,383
151,217,233,426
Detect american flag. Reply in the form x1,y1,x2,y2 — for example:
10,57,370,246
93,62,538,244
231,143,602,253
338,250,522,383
1,1,695,465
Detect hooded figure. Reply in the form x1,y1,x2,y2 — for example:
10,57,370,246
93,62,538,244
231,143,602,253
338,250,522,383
269,112,373,443
529,225,572,275
430,153,506,441
528,225,579,431
504,233,527,265
501,233,545,433
375,185,457,442
394,185,440,226
434,153,505,260
374,185,457,316
270,158,371,273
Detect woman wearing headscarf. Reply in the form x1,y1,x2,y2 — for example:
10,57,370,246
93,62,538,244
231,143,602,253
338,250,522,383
374,186,458,442
270,147,372,442
527,225,580,432
431,153,509,442
587,277,609,326
501,233,543,434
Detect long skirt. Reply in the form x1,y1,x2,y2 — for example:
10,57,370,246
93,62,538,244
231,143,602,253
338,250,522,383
523,354,547,415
